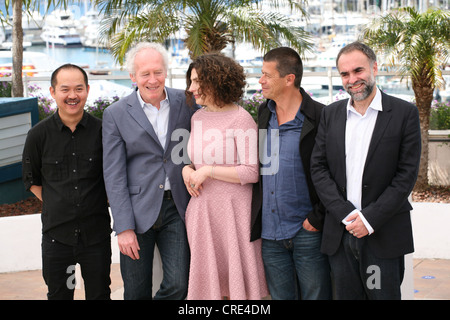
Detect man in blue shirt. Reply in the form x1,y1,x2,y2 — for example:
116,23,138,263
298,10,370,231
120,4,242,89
251,47,331,300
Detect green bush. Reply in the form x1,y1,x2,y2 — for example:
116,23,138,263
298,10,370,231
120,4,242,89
430,100,450,130
0,80,12,97
239,90,265,123
86,96,120,119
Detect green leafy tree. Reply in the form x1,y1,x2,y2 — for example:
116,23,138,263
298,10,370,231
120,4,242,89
94,0,313,63
362,7,450,191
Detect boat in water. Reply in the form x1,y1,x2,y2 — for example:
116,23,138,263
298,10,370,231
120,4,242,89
40,10,81,47
41,26,82,47
78,10,110,50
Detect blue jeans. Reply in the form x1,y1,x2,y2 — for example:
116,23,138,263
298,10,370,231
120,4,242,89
328,231,405,300
262,228,331,300
120,198,190,300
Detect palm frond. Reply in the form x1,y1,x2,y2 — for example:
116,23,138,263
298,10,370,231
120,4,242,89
362,7,449,91
227,7,312,57
96,0,313,62
107,4,182,63
184,16,210,58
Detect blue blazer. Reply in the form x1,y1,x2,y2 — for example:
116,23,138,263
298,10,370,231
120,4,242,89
102,87,197,234
311,91,421,258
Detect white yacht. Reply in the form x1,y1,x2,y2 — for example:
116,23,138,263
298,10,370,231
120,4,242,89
41,10,81,47
78,10,109,49
80,21,109,49
40,26,82,47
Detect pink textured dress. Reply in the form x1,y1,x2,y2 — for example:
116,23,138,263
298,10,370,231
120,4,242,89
185,106,268,300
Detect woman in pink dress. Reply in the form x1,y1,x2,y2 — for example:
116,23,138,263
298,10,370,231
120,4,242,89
182,53,268,300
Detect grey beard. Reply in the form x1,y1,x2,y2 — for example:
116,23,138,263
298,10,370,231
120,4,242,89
346,80,375,102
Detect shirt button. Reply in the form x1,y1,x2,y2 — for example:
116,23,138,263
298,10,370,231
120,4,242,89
159,184,164,189
74,186,78,190
73,169,76,173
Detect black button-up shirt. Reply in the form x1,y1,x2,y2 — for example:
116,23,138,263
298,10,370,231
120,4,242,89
22,110,111,246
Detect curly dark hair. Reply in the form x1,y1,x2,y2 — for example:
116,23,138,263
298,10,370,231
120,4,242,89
185,53,246,108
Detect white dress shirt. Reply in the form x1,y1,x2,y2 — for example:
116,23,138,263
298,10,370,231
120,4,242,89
137,88,171,190
342,88,383,234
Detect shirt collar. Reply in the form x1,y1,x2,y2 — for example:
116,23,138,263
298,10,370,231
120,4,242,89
346,87,383,116
136,87,169,109
267,99,304,121
267,99,277,113
54,109,89,131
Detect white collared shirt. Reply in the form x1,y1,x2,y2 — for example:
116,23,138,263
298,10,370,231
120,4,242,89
342,87,383,234
136,88,171,190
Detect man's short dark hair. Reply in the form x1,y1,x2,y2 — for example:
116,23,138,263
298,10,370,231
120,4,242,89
336,41,377,68
263,47,303,88
51,63,89,88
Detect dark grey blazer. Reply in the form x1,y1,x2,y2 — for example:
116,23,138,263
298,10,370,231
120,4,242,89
102,87,197,235
311,91,421,259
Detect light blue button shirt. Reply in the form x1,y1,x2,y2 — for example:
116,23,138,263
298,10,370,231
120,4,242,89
137,88,171,190
261,100,313,240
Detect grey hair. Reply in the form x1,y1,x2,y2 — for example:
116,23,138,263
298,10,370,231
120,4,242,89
125,42,169,75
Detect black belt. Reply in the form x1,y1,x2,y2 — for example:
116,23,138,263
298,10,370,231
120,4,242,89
164,190,172,199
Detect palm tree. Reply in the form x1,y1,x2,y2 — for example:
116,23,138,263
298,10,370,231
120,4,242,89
11,0,24,97
0,0,71,97
362,7,450,191
94,0,313,64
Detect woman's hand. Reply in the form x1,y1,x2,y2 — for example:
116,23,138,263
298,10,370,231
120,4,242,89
187,166,210,197
182,165,199,197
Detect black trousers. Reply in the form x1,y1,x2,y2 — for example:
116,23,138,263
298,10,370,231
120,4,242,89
41,234,111,300
328,231,405,300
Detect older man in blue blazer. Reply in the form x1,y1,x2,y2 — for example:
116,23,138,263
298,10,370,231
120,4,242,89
311,42,421,299
102,42,197,300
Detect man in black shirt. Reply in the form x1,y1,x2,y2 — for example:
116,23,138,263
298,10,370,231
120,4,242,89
22,64,111,300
